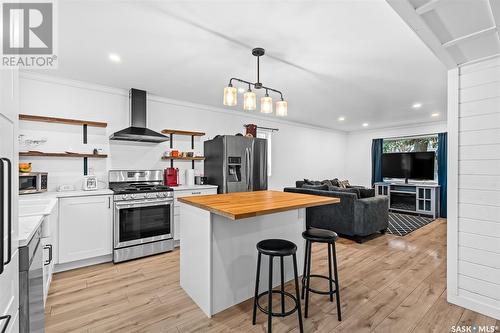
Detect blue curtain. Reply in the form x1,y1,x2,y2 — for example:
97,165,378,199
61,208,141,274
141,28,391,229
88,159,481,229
437,133,447,218
371,139,383,187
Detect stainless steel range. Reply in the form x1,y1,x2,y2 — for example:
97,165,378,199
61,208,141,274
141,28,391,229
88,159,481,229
109,170,174,263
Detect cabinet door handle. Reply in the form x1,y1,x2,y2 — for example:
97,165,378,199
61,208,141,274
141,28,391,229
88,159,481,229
108,197,111,209
44,244,53,265
0,314,11,333
191,192,201,195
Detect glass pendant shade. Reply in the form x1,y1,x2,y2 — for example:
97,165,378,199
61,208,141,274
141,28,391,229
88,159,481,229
276,100,287,117
243,90,256,110
260,96,273,114
223,86,237,106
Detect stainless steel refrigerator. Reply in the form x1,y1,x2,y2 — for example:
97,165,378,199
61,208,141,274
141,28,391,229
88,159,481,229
204,135,267,193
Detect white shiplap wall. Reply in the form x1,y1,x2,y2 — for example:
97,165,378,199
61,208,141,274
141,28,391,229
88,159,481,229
449,56,500,320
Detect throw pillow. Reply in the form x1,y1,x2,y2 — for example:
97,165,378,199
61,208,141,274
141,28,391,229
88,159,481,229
302,184,329,191
321,179,333,187
338,180,350,188
330,178,340,187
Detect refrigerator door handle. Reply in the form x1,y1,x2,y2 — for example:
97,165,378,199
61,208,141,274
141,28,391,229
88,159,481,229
0,158,11,266
248,146,253,191
0,159,4,275
245,148,251,191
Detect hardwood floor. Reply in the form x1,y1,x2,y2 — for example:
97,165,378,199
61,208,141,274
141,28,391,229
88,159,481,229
45,219,500,332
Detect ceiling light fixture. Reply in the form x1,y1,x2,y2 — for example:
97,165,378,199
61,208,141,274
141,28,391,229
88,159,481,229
431,112,440,117
338,116,345,121
223,48,287,117
412,102,422,109
362,123,369,127
109,53,121,63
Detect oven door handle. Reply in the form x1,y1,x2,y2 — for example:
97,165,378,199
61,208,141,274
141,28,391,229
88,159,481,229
114,199,173,209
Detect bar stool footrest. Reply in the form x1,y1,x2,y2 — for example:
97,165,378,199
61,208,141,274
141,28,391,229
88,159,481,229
303,274,338,295
256,290,299,317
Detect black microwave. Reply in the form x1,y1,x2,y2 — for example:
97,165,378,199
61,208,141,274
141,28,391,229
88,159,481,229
19,172,48,194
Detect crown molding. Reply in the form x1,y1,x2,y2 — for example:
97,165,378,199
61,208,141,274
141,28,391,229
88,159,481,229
19,72,346,135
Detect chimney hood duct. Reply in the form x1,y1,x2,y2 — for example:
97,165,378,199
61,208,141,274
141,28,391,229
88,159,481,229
110,88,169,143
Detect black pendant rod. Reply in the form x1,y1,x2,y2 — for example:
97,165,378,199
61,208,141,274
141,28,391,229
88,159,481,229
228,77,284,100
257,55,260,85
227,47,284,100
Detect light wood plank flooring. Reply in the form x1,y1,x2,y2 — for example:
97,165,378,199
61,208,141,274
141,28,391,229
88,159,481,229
45,219,500,332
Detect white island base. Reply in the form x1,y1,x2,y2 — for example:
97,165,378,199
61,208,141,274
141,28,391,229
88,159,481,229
179,203,306,317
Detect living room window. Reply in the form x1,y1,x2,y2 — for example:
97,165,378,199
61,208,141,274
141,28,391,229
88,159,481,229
383,135,438,153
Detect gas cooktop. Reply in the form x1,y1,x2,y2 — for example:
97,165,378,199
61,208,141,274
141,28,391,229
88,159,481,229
109,182,173,195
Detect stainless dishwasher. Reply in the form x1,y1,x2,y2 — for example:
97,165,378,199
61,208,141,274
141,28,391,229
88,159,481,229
19,225,45,333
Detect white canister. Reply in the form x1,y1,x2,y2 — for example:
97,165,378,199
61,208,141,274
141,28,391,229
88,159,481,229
186,169,195,186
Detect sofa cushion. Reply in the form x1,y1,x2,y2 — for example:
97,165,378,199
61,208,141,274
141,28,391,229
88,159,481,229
304,179,323,186
328,186,360,199
303,183,329,191
358,188,375,198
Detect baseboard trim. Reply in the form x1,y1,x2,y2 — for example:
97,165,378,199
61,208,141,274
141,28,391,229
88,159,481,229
448,292,500,320
54,254,112,273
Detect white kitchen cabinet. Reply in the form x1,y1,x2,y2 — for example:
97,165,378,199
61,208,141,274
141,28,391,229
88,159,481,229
173,186,217,243
58,195,112,263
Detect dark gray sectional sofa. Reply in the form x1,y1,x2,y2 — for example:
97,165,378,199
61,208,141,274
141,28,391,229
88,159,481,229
284,180,389,242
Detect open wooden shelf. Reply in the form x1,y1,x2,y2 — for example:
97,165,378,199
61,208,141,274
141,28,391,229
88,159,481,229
161,156,205,161
20,151,108,158
161,129,205,136
19,114,108,128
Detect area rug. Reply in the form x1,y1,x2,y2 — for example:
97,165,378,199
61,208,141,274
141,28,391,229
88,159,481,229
387,212,434,236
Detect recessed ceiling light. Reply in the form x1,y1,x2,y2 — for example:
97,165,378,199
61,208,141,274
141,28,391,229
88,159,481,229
362,123,369,127
109,53,121,63
338,116,345,121
431,112,440,117
238,87,245,94
412,102,422,109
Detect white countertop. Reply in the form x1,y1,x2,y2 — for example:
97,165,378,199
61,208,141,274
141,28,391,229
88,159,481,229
21,189,113,198
18,196,58,246
18,215,44,247
171,185,218,191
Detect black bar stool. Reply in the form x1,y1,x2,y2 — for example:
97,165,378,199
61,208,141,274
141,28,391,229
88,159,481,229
302,228,341,320
252,239,304,333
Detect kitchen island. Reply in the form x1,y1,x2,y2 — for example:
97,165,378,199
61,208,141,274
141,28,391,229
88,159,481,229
178,190,339,317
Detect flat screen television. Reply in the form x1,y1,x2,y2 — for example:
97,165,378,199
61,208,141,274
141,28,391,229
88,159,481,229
382,152,435,182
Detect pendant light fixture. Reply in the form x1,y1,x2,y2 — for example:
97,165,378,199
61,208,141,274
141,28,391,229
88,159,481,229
223,85,237,106
276,99,288,117
243,85,256,110
223,48,287,116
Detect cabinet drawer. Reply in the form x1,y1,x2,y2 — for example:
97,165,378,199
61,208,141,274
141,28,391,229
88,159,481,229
174,189,217,212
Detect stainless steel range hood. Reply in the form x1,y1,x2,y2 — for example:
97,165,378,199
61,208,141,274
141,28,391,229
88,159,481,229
110,88,169,143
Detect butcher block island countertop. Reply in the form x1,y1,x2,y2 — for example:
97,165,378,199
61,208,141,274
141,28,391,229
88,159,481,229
177,190,339,220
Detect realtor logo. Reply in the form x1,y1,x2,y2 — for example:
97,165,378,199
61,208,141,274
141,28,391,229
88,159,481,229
1,1,57,68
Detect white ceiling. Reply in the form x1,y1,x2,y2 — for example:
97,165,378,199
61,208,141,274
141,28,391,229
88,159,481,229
27,0,448,131
388,0,500,68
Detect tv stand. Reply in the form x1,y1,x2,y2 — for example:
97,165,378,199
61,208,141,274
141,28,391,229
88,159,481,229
375,182,440,219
